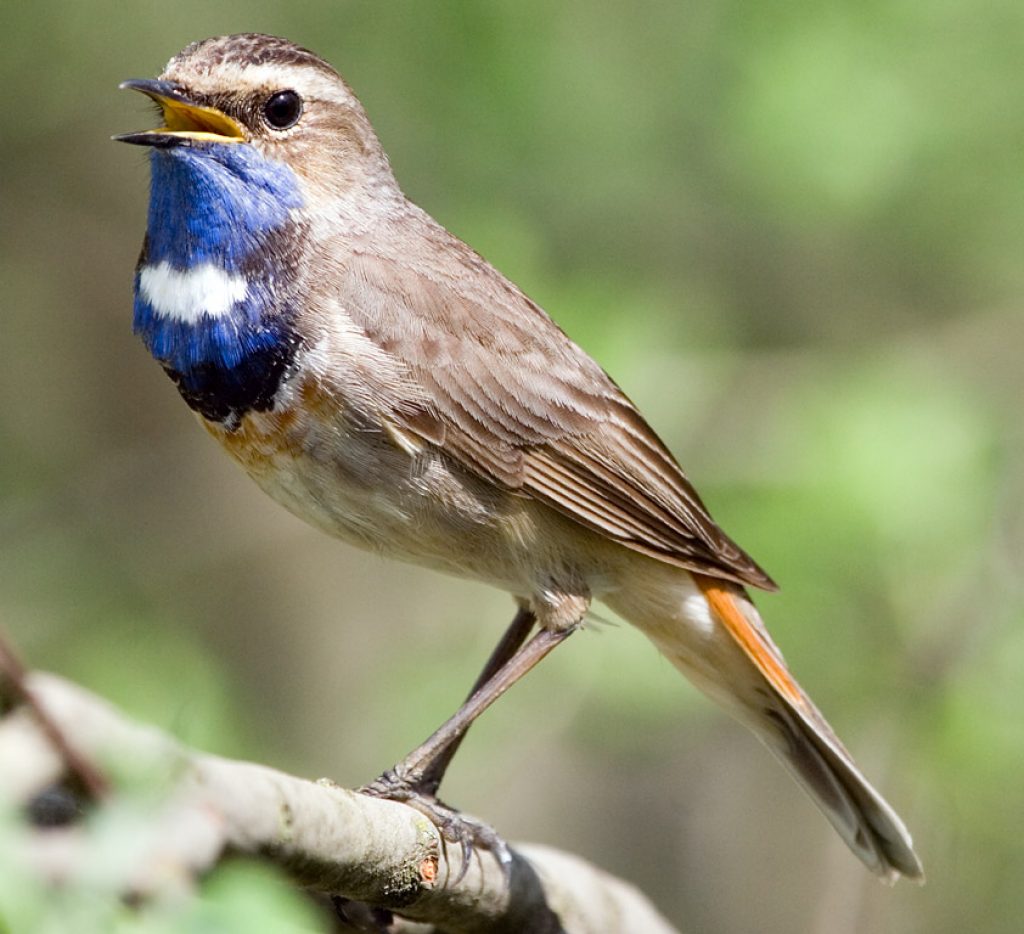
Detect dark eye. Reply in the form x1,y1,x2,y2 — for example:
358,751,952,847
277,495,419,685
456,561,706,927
262,90,302,130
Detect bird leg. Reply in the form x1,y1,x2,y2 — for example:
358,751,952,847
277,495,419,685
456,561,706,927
415,604,537,797
361,609,575,875
364,605,554,797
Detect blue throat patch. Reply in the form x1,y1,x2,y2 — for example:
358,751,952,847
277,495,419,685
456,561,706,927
134,142,306,423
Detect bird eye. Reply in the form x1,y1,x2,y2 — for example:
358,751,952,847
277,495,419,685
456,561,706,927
262,90,303,130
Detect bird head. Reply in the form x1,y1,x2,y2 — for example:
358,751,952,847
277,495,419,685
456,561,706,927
118,33,393,194
117,35,396,424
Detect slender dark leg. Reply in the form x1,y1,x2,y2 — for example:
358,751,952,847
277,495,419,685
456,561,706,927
362,619,576,877
417,605,536,797
365,617,572,802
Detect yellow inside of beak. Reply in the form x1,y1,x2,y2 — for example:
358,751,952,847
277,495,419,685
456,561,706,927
152,96,246,142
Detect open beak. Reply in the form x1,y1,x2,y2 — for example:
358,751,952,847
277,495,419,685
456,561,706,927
115,79,246,146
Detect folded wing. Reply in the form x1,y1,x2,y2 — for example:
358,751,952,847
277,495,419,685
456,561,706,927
338,224,774,590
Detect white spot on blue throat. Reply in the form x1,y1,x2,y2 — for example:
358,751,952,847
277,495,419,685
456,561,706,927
139,261,247,323
133,141,304,375
132,140,307,420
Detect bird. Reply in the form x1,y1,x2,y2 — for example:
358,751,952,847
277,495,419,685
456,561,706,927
117,33,923,883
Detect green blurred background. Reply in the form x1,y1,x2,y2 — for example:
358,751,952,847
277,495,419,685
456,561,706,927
2,1,1022,931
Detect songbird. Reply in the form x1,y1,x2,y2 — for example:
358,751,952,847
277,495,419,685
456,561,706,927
118,33,923,882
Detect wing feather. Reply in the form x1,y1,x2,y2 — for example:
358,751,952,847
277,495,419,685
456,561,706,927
337,218,776,589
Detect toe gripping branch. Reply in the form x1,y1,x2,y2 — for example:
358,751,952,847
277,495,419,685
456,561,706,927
360,608,577,883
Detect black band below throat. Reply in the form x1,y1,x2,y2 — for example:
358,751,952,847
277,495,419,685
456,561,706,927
166,328,302,426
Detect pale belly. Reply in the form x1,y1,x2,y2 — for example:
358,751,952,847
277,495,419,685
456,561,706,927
200,387,622,607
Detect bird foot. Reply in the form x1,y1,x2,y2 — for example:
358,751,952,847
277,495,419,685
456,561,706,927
359,769,513,884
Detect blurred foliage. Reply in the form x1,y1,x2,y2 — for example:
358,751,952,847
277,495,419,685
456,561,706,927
1,0,1022,931
0,796,325,932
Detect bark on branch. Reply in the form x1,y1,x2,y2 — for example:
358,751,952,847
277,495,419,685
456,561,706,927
0,672,677,933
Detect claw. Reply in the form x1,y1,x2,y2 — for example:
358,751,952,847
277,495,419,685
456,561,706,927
496,837,515,879
360,772,513,886
455,831,473,885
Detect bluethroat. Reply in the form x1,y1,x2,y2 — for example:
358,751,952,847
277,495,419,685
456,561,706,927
118,33,922,882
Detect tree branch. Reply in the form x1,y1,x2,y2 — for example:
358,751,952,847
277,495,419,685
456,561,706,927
0,672,677,933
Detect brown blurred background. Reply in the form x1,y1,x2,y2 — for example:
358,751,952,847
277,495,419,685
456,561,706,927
2,1,1022,931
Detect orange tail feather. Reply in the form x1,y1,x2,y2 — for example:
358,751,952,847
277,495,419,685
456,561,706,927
692,573,923,883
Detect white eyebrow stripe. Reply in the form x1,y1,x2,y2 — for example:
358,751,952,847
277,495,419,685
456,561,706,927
139,261,247,322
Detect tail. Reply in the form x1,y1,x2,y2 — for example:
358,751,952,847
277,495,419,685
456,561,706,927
691,574,923,884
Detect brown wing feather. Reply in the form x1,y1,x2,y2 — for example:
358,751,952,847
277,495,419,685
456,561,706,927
340,214,776,590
